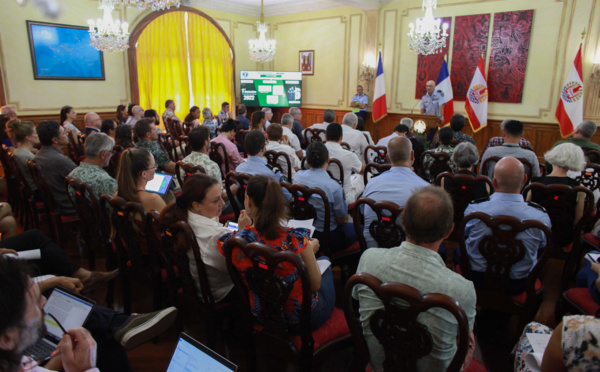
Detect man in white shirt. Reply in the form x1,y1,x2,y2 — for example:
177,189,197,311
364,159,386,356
376,117,413,147
302,109,334,143
266,124,300,180
281,113,303,159
262,107,273,130
162,99,181,124
325,123,365,204
126,105,144,127
341,112,369,164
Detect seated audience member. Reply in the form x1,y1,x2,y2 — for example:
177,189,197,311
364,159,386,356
514,315,600,372
266,124,300,179
236,104,250,130
361,136,429,247
423,126,457,182
354,186,476,372
479,119,540,180
0,256,177,372
0,105,17,120
182,126,223,185
116,104,127,125
117,148,167,213
432,114,476,147
281,113,303,159
134,118,176,174
551,120,600,163
250,111,267,134
211,119,242,174
68,133,118,200
289,107,307,148
483,119,532,153
162,99,181,124
218,175,335,328
0,202,16,239
293,142,356,252
33,120,77,216
527,143,586,248
125,103,136,123
324,123,365,204
217,102,232,126
303,109,335,133
341,112,369,163
356,117,366,132
126,105,144,127
115,125,135,149
60,105,80,143
83,112,102,137
201,107,219,139
159,174,238,303
375,121,410,147
262,107,273,130
442,142,490,199
8,120,39,197
101,119,117,138
464,157,551,293
0,116,15,151
143,109,161,127
184,106,201,127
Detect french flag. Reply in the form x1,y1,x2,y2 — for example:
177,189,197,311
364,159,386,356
372,51,387,123
435,57,454,124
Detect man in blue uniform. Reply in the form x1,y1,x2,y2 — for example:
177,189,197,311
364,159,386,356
420,80,444,121
350,85,369,120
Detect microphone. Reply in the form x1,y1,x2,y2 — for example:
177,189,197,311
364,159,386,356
411,99,421,114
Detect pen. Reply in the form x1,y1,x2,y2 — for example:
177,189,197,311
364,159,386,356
586,253,598,263
24,349,61,370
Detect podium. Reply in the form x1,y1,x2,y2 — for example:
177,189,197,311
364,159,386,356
366,113,443,144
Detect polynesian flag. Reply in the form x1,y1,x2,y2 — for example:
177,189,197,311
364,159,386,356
435,56,454,125
372,51,387,123
464,55,488,132
556,44,584,138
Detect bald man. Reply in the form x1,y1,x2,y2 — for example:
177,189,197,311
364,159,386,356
420,79,444,120
84,112,102,137
361,136,429,247
463,157,551,293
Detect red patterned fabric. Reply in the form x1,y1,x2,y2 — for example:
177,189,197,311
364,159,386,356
414,17,452,99
564,288,600,315
583,233,599,249
289,307,349,351
451,14,490,101
487,10,534,103
511,279,542,305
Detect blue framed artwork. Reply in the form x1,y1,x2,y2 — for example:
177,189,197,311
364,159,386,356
27,20,105,80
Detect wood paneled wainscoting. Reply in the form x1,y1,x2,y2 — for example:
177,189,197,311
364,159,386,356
296,108,600,161
15,112,117,133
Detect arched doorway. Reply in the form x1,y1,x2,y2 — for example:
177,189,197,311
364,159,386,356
128,7,235,124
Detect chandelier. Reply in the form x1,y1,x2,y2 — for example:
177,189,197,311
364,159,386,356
88,0,130,52
249,0,276,63
116,0,180,11
407,0,449,56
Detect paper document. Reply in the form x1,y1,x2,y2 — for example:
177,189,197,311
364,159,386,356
4,249,41,260
585,253,600,264
317,260,331,275
524,333,552,372
287,219,316,238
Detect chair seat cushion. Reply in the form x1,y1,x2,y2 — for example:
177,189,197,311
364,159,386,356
511,279,543,305
582,233,599,249
564,288,600,316
465,358,486,372
562,242,573,253
331,241,361,261
289,307,349,351
60,214,79,222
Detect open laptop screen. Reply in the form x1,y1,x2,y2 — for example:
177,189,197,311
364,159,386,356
145,172,173,195
44,287,95,342
167,333,237,372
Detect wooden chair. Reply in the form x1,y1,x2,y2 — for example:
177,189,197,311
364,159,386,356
364,145,388,165
561,288,600,318
177,135,191,158
419,150,455,182
158,220,237,349
235,129,249,157
363,162,392,186
264,150,293,182
481,156,533,184
408,137,424,173
576,163,600,194
343,272,470,372
341,142,351,151
352,198,405,253
175,162,206,189
223,237,351,372
158,132,179,162
457,212,552,336
225,171,252,220
584,149,600,164
6,151,42,229
27,160,80,249
104,145,123,178
98,194,119,306
434,172,494,242
521,183,594,286
209,141,229,180
0,145,24,221
327,158,345,187
303,128,326,144
66,130,83,165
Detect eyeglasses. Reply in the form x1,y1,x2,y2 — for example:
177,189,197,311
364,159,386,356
147,164,158,170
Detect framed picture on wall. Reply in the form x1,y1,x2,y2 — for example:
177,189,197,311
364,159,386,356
26,20,105,80
299,50,314,76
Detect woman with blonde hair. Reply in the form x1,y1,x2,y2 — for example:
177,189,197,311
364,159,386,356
116,148,166,213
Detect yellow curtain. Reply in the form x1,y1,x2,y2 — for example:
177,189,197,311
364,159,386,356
186,14,233,117
136,12,190,129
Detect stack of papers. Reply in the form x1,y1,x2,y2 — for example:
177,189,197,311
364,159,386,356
4,249,41,260
524,333,552,372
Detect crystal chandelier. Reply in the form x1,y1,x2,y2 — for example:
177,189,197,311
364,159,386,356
407,0,449,56
249,0,276,63
114,0,180,11
88,0,130,52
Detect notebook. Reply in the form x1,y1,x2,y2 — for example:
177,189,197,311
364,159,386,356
145,172,173,195
25,286,95,361
167,333,237,372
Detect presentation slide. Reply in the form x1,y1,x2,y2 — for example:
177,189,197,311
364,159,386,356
240,71,302,107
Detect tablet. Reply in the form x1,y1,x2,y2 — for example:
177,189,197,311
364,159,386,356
145,172,173,195
167,332,237,371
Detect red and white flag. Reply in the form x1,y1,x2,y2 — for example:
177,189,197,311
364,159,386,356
372,51,387,123
435,56,454,125
556,45,584,138
464,56,488,132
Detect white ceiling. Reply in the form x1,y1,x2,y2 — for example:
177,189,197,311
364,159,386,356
188,0,395,17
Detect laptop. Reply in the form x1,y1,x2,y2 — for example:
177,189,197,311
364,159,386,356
145,172,173,196
167,333,237,372
25,286,95,361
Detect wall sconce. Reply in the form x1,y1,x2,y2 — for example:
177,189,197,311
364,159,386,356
360,53,376,91
592,59,600,84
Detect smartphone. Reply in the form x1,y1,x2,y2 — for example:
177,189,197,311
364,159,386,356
226,221,239,231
